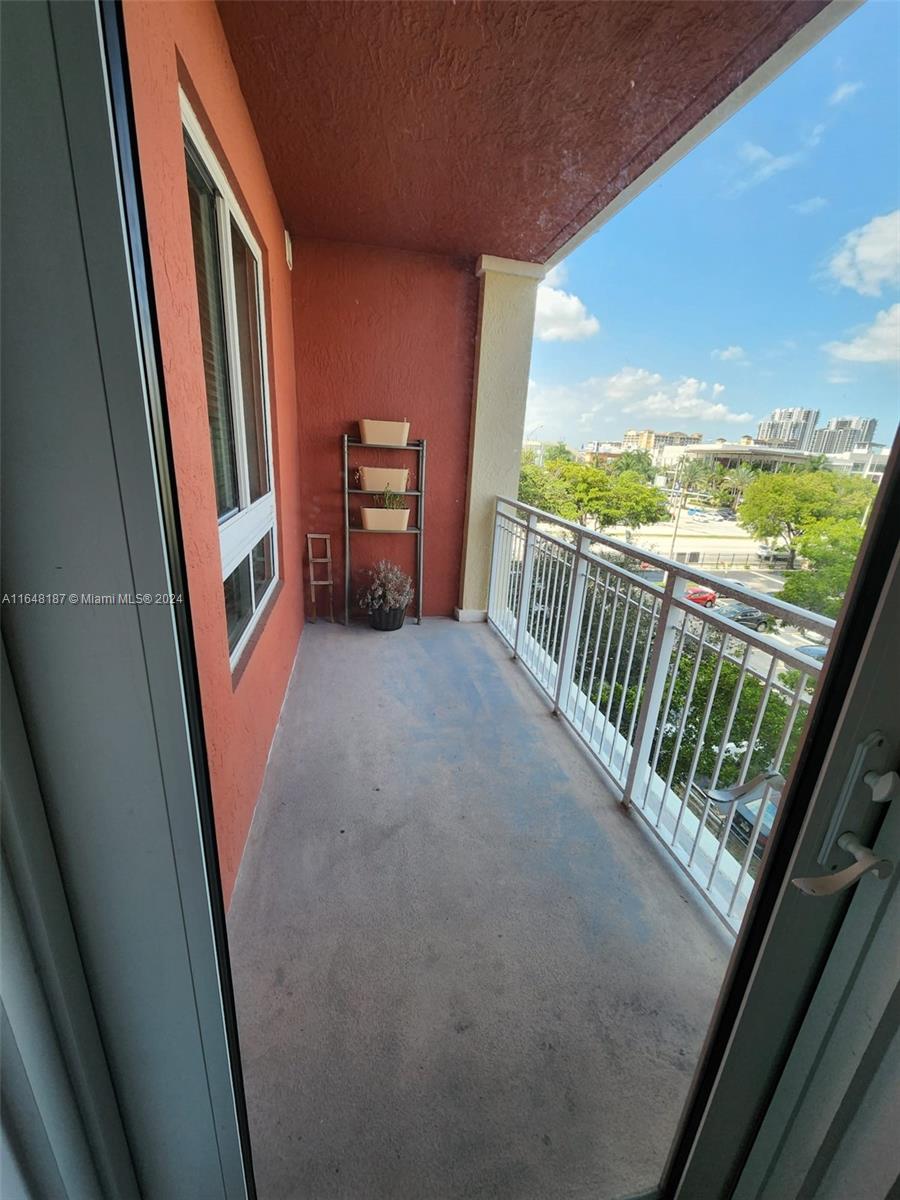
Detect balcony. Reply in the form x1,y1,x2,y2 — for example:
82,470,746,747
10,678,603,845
226,499,832,1198
228,618,732,1200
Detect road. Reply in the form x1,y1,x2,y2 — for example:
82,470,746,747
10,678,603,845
604,515,827,669
607,512,766,566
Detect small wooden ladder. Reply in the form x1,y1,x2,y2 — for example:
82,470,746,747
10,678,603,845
306,533,335,623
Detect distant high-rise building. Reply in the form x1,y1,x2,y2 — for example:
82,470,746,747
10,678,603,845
621,429,703,451
756,407,819,450
809,416,877,455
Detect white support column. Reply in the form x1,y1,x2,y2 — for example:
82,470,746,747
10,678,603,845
456,255,543,621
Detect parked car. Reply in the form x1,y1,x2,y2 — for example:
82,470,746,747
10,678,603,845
717,598,771,632
686,585,717,608
731,793,779,856
757,545,792,563
798,642,828,662
703,771,783,858
636,563,665,585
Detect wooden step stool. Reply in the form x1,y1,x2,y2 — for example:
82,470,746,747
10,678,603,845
306,533,335,623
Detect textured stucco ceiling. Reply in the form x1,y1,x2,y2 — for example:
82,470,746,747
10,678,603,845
217,0,825,262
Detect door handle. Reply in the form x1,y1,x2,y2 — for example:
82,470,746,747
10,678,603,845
792,832,893,897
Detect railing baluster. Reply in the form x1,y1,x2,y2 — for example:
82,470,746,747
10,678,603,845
646,614,690,823
587,577,623,755
624,574,689,810
543,543,566,689
534,540,554,673
771,667,809,774
727,777,776,919
597,582,633,764
554,534,591,716
677,633,728,853
706,656,778,895
612,587,647,775
623,592,661,773
574,561,599,715
513,514,538,663
579,568,612,737
661,624,709,842
487,499,504,622
510,527,524,628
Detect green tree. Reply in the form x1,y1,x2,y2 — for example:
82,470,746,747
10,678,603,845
553,463,668,531
679,456,712,496
609,473,670,532
785,453,830,474
655,649,801,791
778,518,864,618
738,471,874,567
612,449,655,482
517,464,577,519
724,463,757,505
543,440,575,465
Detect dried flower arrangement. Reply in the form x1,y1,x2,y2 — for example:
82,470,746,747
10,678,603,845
357,560,414,630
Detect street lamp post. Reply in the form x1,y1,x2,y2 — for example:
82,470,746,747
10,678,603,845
669,458,688,558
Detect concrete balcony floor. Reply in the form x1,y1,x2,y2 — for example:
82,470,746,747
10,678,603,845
228,619,731,1200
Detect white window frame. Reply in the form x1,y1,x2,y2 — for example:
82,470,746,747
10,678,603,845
181,90,279,668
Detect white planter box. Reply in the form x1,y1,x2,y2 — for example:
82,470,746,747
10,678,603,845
361,508,410,531
359,466,409,493
359,419,410,446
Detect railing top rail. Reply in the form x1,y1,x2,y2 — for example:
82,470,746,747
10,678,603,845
497,496,836,637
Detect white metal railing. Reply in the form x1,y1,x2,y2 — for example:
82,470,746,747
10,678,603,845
487,497,836,934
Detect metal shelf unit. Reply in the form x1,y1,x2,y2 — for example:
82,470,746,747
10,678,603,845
342,434,426,625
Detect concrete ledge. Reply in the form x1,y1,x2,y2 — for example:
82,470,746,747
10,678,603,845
476,254,545,279
454,607,487,623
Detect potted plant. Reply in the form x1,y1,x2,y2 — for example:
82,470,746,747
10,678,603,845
357,465,409,493
361,486,410,531
357,560,414,630
359,418,410,446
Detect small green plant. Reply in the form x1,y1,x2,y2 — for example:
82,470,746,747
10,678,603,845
378,486,407,510
357,560,414,613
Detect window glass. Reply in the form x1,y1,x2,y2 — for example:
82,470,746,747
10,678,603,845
224,557,253,652
185,155,239,519
231,219,269,502
184,113,279,667
252,532,274,606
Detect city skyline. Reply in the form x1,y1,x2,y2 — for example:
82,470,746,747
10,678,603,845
536,410,881,454
525,2,899,453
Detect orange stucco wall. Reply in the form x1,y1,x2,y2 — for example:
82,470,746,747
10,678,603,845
293,240,478,617
123,0,304,905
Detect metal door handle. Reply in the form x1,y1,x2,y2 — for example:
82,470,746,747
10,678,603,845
792,832,893,897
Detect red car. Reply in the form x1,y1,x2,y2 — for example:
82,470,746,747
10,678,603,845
686,585,717,608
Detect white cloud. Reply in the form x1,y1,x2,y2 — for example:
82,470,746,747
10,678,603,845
807,122,826,149
824,304,900,363
826,370,853,385
534,284,600,342
542,262,567,288
827,210,900,296
828,81,862,106
711,345,746,362
731,124,825,193
792,196,828,216
526,366,752,441
735,142,801,189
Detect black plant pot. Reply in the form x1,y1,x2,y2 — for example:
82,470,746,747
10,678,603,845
369,606,406,632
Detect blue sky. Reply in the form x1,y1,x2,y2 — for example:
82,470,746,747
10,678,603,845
526,1,900,449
